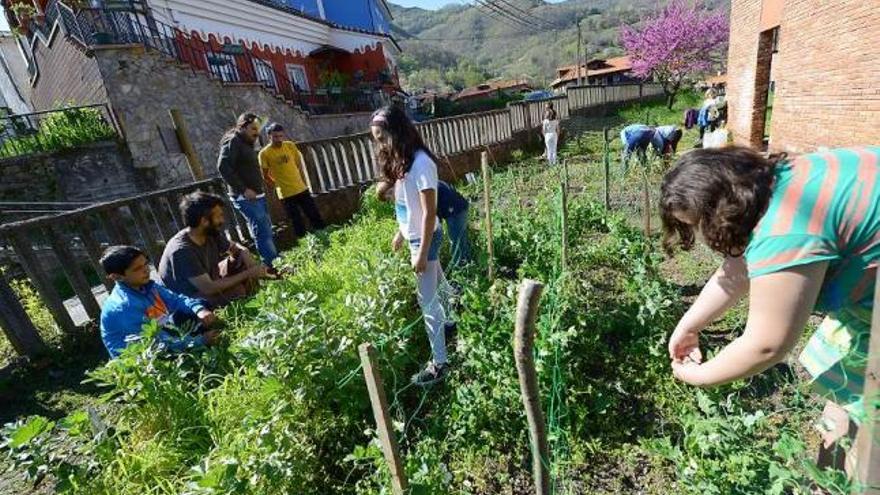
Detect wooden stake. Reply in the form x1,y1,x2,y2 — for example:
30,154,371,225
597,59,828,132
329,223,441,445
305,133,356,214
560,181,568,272
169,108,205,180
854,269,880,494
359,343,408,495
642,163,651,238
514,279,550,495
481,151,495,281
602,128,610,210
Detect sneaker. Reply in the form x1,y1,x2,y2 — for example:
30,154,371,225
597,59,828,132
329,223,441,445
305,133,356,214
411,362,449,387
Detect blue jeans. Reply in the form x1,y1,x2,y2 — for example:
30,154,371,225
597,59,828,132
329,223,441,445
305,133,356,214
408,228,443,261
444,209,471,266
232,196,278,267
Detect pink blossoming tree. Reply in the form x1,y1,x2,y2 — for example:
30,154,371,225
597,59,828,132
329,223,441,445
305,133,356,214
621,1,729,109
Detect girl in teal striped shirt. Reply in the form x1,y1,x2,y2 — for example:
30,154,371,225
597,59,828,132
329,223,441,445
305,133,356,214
660,145,880,474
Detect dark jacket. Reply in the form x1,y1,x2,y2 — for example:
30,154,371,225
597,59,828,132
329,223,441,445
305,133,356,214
437,181,469,219
217,133,264,197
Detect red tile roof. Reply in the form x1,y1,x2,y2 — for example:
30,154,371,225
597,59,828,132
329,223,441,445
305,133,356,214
453,79,533,101
551,56,632,87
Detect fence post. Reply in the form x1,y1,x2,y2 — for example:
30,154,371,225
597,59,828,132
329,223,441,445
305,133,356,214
854,269,880,494
642,160,651,238
514,279,550,495
602,127,611,209
481,151,495,282
561,160,569,271
169,108,204,180
358,343,408,495
0,270,48,358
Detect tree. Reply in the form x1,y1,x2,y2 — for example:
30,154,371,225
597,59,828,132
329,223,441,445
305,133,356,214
620,1,728,109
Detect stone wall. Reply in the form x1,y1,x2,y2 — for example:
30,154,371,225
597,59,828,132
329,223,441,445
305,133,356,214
305,112,373,140
0,140,143,205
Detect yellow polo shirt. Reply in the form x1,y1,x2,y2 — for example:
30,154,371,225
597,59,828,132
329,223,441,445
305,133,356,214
258,141,308,199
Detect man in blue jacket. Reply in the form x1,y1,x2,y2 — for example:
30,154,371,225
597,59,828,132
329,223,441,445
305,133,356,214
620,124,683,166
99,245,222,358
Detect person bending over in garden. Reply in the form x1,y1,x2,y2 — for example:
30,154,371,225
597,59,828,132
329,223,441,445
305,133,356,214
620,124,682,167
99,245,222,358
371,105,455,386
217,112,281,276
377,179,472,267
259,122,325,239
661,145,880,474
159,191,269,308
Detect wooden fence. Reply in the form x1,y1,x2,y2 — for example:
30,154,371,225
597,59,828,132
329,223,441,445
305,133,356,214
0,83,661,358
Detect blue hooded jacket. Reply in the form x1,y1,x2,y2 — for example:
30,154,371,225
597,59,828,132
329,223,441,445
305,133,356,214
100,280,207,358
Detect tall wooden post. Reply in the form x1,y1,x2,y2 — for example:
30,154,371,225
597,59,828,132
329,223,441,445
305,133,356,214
169,108,204,180
359,343,408,495
854,269,880,494
560,160,569,272
602,128,611,209
481,151,495,282
514,279,550,495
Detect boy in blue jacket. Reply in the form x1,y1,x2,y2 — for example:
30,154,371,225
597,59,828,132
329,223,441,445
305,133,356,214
99,245,222,358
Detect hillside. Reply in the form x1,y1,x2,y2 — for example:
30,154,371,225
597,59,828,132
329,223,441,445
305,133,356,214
389,0,729,93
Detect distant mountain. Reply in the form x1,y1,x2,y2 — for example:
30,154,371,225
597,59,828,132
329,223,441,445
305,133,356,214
388,0,729,93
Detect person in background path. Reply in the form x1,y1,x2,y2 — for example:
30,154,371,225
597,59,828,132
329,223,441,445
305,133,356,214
217,112,280,275
371,105,454,387
258,123,325,239
661,146,880,476
159,191,269,308
99,245,222,358
542,102,560,165
620,124,683,166
377,178,472,267
697,88,720,142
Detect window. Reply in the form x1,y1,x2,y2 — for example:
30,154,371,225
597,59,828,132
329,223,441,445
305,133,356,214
253,58,277,89
286,64,309,92
206,53,238,82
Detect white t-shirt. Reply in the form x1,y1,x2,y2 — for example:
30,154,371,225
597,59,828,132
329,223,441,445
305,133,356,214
395,150,440,240
542,119,559,135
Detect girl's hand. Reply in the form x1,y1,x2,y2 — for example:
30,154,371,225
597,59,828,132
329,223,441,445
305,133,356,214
391,232,403,252
668,325,703,363
671,359,707,386
412,253,428,274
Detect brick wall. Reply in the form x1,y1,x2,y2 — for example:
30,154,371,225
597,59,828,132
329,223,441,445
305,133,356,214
30,31,108,110
726,0,880,153
768,1,880,153
725,0,763,148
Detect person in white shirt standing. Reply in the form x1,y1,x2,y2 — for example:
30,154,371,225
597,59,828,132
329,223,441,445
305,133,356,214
370,105,454,386
542,102,560,165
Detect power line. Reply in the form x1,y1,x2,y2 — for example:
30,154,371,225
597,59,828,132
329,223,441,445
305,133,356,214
473,0,533,29
491,0,556,30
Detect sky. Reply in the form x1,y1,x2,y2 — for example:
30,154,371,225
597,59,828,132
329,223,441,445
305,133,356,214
391,0,567,9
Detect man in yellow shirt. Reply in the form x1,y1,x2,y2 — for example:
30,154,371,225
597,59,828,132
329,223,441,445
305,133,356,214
258,123,325,238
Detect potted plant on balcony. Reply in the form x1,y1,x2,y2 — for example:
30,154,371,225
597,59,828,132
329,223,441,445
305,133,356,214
9,3,37,37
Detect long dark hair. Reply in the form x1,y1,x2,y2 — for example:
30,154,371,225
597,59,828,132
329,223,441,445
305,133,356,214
660,146,784,257
222,112,259,143
370,105,439,181
544,102,557,121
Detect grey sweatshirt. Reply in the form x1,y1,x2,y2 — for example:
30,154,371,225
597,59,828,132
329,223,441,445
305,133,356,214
217,133,265,197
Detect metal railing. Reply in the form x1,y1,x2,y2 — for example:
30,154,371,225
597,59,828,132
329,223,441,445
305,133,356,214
0,104,122,158
43,1,391,115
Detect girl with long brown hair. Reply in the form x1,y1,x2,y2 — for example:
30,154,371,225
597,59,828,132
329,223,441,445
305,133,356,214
371,105,452,386
661,145,880,472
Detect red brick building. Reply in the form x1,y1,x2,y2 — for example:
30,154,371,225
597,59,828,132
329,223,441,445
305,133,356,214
726,0,880,153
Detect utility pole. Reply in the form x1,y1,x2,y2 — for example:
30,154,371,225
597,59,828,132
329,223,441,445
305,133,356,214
576,19,583,86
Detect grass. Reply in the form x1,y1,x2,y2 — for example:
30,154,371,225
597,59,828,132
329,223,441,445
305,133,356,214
0,92,851,494
0,106,117,158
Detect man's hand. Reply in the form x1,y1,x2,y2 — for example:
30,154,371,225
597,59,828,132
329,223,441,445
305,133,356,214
248,264,269,279
202,329,221,347
412,253,428,274
391,232,404,252
244,188,258,200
